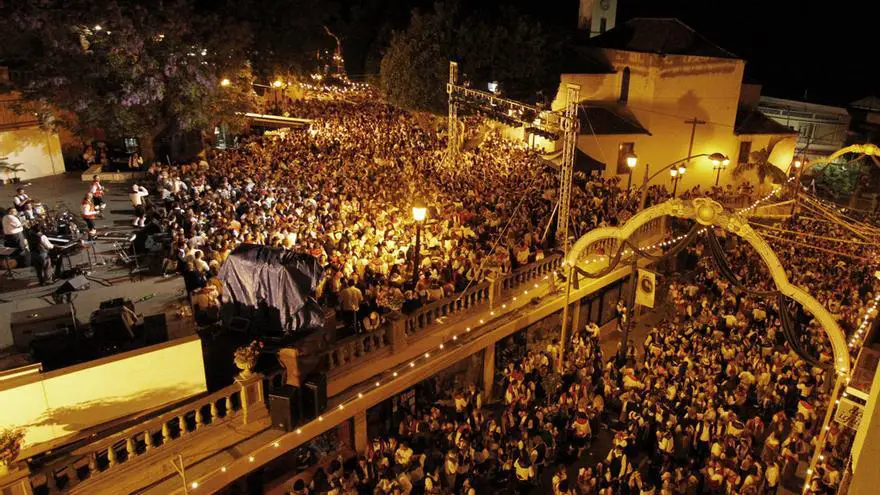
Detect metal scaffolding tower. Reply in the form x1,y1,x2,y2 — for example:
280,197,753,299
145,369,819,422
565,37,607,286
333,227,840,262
446,62,460,166
444,62,580,253
557,84,580,253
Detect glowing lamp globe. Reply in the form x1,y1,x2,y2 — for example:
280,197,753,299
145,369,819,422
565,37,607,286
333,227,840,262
709,152,730,167
272,80,283,88
677,165,686,175
412,201,427,222
625,153,638,169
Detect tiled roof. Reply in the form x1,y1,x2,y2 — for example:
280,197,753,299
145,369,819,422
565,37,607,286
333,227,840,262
735,107,798,135
591,18,738,59
578,104,650,135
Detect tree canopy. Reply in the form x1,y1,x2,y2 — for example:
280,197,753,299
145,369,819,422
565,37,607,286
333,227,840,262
379,1,563,113
0,0,257,160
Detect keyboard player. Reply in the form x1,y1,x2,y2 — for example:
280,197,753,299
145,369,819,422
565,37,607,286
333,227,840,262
30,225,55,285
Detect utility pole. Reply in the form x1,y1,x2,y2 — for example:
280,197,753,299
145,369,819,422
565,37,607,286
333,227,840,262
684,117,707,168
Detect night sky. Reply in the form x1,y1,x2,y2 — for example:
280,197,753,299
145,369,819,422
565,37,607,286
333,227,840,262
344,0,877,106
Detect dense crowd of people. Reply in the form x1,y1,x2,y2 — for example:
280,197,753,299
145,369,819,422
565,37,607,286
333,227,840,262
147,99,672,332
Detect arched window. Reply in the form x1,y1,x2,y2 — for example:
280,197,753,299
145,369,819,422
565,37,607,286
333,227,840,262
619,67,631,103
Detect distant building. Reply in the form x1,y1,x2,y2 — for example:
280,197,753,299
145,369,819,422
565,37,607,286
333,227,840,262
757,96,850,161
0,67,66,182
848,96,880,145
550,18,798,191
578,0,618,37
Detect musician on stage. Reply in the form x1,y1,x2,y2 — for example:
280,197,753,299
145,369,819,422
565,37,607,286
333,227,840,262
30,225,54,285
2,207,27,250
130,184,149,227
12,187,30,209
81,193,98,239
89,175,107,213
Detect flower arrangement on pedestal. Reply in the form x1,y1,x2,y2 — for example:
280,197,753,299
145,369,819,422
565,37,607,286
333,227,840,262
376,286,404,312
0,428,25,474
233,340,263,378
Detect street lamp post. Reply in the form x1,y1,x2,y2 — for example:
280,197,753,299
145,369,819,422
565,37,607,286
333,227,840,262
670,169,680,197
790,158,805,216
637,152,729,210
272,79,284,109
625,152,638,189
712,153,731,186
411,200,427,288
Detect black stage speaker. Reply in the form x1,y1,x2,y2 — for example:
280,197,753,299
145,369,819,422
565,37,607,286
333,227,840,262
142,314,168,345
268,385,301,432
54,275,90,295
302,374,327,421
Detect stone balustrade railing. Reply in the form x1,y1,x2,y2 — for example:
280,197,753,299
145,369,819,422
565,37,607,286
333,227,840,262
28,382,251,493
499,254,563,293
324,325,391,371
403,281,492,336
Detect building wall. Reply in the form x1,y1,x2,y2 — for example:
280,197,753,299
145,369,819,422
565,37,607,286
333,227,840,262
758,97,849,158
1,93,66,180
0,127,66,181
553,50,797,191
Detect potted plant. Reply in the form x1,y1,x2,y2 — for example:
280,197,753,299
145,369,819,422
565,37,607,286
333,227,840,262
0,158,25,184
233,340,263,378
0,428,25,476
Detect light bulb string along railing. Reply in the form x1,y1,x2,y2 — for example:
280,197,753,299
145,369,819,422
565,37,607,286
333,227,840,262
183,230,689,490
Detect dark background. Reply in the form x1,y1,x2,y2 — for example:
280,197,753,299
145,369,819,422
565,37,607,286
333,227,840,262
334,0,877,106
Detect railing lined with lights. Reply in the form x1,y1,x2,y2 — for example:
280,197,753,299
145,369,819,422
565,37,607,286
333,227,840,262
500,254,563,292
324,326,391,372
404,281,492,336
31,385,244,493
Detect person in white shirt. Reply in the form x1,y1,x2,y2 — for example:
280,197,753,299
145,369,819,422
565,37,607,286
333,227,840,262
81,194,98,238
130,184,149,227
12,188,30,209
2,208,26,250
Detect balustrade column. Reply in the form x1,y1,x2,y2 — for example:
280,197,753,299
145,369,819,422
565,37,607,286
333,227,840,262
387,312,407,353
236,372,267,424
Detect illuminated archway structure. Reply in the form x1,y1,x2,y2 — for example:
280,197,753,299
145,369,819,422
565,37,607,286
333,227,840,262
807,143,880,170
565,197,851,376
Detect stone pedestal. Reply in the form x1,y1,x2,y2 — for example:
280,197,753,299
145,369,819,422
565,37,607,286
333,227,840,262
235,373,267,424
0,463,33,495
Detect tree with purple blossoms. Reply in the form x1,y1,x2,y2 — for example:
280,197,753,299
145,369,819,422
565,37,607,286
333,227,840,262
0,0,257,161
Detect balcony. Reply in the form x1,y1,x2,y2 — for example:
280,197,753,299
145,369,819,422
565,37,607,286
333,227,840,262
2,218,667,495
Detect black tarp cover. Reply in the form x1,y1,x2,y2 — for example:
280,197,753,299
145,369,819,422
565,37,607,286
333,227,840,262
218,244,324,333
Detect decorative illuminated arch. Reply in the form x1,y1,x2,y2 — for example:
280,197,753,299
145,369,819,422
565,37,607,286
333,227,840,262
565,197,851,375
807,143,880,170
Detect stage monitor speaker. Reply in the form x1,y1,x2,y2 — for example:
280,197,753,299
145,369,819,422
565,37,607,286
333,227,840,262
268,385,301,432
54,275,90,295
10,304,75,352
142,314,168,345
301,374,327,421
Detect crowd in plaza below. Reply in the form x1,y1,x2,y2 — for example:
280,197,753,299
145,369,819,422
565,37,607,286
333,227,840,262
285,230,865,495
